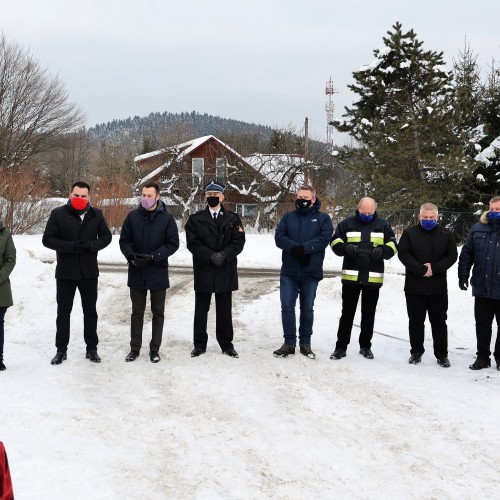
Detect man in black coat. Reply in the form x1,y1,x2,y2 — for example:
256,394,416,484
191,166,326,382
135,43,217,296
185,181,245,358
398,203,457,367
42,181,112,365
119,182,179,363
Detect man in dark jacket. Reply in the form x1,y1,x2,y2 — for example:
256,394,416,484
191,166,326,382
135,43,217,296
119,182,179,363
330,197,397,360
398,203,457,367
185,181,245,358
273,184,333,359
458,195,500,371
43,181,112,365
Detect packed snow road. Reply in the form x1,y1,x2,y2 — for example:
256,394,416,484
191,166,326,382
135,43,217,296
2,252,500,499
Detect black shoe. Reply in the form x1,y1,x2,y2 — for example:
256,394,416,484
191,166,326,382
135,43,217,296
330,348,346,360
150,351,160,363
125,350,139,362
496,358,500,371
222,348,239,358
359,347,374,359
51,351,67,365
300,345,316,359
87,349,101,363
408,353,423,364
190,347,206,357
437,356,451,368
469,357,490,370
273,343,295,358
0,357,5,371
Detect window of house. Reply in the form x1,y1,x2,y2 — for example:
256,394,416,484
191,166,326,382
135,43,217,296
216,157,228,181
236,204,258,218
191,158,204,186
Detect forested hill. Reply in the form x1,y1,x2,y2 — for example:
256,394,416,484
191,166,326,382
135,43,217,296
89,111,274,143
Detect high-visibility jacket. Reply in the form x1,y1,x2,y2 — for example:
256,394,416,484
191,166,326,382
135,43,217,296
330,211,397,287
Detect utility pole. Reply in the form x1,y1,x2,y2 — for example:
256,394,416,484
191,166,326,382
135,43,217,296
304,116,309,162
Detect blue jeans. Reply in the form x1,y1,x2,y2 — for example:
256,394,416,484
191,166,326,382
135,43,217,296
280,275,319,347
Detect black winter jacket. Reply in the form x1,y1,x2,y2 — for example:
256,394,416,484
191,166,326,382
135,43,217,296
185,205,245,293
330,211,397,287
275,198,333,280
119,201,180,290
398,224,457,295
42,203,112,280
458,212,500,300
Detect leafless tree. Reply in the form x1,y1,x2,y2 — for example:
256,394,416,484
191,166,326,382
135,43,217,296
0,33,84,170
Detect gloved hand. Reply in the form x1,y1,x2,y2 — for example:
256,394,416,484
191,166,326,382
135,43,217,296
210,251,225,267
73,240,92,253
134,253,153,267
372,246,384,260
344,244,357,256
459,276,469,291
290,245,305,258
127,255,136,266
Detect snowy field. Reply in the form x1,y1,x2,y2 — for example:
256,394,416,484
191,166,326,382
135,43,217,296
1,234,500,499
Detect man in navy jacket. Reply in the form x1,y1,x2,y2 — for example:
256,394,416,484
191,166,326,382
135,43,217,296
459,195,500,371
120,182,179,363
274,184,333,359
398,203,457,367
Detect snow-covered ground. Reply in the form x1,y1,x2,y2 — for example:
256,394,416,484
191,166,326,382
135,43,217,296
1,234,500,499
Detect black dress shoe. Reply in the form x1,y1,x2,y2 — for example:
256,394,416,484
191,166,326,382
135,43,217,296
408,353,423,364
496,358,500,371
125,350,139,362
437,356,450,367
150,351,160,363
190,347,206,357
51,351,67,365
330,348,346,360
359,347,374,359
87,350,101,363
222,348,239,358
469,357,490,370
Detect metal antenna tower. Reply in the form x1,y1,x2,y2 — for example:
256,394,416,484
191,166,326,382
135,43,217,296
325,77,338,152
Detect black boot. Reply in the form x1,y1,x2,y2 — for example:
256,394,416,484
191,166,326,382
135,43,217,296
126,350,140,362
469,357,490,370
0,356,5,371
408,353,423,364
497,358,500,371
87,349,101,363
359,347,374,359
150,351,160,363
330,348,347,360
51,351,67,365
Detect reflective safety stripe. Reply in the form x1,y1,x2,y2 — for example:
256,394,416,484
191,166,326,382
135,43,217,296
370,232,384,246
368,271,384,284
342,269,359,281
346,231,361,243
330,238,344,248
386,241,397,255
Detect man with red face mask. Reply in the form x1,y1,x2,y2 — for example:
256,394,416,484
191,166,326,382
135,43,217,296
43,181,112,365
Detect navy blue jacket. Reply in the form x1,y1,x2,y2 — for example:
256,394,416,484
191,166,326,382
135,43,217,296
458,212,500,300
275,198,333,280
119,200,179,290
330,211,397,288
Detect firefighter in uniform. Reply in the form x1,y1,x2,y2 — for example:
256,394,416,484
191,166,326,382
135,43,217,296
329,197,397,360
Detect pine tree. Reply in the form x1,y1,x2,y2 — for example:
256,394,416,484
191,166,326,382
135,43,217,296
333,22,464,206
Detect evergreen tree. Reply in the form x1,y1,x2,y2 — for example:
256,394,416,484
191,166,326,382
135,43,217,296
333,22,464,206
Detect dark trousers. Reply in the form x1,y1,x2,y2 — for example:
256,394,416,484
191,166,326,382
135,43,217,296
193,291,233,351
474,297,500,360
0,307,6,357
336,284,379,350
405,292,448,358
130,288,166,352
56,278,98,352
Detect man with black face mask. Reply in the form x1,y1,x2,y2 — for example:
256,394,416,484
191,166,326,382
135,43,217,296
43,181,112,365
273,184,333,359
185,181,245,358
459,195,500,371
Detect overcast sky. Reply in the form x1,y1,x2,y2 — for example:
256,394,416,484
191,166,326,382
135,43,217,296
1,0,499,144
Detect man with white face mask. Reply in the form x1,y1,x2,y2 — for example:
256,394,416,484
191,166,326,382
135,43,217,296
120,182,179,363
398,203,457,367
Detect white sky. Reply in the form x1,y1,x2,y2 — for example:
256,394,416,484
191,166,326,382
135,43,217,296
1,0,499,144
